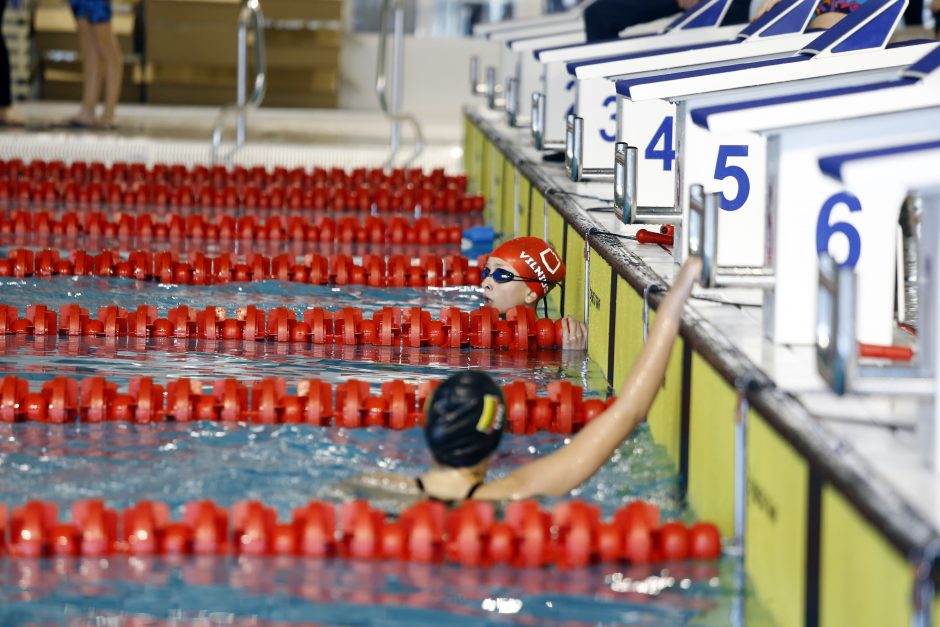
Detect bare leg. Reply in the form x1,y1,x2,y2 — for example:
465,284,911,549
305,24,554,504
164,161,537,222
74,19,101,124
91,21,122,127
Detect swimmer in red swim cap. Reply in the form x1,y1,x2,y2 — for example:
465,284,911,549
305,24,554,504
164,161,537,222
481,236,588,350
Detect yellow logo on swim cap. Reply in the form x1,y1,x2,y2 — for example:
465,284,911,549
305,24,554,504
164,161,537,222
476,394,504,434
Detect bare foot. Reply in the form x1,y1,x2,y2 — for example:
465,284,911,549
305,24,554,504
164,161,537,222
61,111,99,129
0,108,25,127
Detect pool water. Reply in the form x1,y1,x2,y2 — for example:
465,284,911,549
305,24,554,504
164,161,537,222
0,276,775,625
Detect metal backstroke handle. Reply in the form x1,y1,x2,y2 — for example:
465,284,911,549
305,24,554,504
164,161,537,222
613,142,636,223
469,56,487,96
485,66,505,109
614,142,680,224
211,0,267,159
531,92,544,149
687,184,774,289
815,221,933,398
687,184,718,286
376,0,425,168
505,77,530,127
531,92,563,151
506,77,519,124
565,115,613,182
816,253,856,395
564,114,579,180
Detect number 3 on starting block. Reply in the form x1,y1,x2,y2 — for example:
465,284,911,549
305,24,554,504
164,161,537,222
599,96,617,142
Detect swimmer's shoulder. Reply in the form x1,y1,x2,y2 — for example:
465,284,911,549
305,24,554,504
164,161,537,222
347,472,422,499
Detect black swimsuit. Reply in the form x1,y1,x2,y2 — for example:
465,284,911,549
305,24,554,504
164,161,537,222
415,477,484,506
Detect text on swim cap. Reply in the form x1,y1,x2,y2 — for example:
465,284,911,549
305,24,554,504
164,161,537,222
519,246,561,284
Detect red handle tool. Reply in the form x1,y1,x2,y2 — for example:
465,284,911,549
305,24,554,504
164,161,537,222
858,343,914,361
635,229,674,246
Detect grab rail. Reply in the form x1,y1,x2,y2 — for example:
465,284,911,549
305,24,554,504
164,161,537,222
211,0,267,161
376,0,424,169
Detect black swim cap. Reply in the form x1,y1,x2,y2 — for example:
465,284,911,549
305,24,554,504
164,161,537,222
424,371,505,468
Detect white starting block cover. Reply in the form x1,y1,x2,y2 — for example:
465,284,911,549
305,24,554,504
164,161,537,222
611,0,932,268
564,0,821,184
504,30,588,122
816,140,940,469
530,0,744,145
683,44,940,346
481,17,584,42
472,1,592,37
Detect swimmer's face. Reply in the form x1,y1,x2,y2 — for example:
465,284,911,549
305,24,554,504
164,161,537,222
481,256,539,314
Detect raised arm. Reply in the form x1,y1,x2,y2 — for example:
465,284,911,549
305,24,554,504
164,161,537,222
477,257,702,500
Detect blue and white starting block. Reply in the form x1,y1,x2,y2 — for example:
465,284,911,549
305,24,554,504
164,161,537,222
685,43,940,346
563,0,822,185
813,141,940,468
529,0,740,150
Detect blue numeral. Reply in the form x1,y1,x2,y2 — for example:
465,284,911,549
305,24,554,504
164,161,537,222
816,192,862,268
565,79,575,118
713,145,750,211
599,95,617,142
644,116,676,172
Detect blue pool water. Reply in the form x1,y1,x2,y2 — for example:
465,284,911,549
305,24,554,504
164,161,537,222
0,276,774,625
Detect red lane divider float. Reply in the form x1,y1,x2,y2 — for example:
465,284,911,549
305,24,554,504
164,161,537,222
0,336,565,375
0,304,571,350
0,161,483,214
0,375,606,431
0,249,479,286
0,161,464,191
0,498,721,567
0,211,468,245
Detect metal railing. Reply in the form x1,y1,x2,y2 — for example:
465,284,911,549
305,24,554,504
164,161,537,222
211,0,267,162
376,0,424,169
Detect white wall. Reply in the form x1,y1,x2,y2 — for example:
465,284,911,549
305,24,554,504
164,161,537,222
339,33,502,137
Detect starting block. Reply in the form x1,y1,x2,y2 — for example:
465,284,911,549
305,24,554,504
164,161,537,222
530,0,741,151
503,30,587,127
612,0,926,231
565,0,821,185
685,44,940,345
469,5,587,110
814,148,940,469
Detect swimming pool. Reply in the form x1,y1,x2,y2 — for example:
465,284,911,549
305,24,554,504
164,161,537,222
0,170,774,625
0,274,775,625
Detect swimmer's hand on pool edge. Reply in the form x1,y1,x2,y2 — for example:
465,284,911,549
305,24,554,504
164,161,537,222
472,256,703,501
559,316,588,351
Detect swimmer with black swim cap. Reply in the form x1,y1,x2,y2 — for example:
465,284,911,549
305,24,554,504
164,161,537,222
357,257,703,504
481,237,588,350
415,370,506,504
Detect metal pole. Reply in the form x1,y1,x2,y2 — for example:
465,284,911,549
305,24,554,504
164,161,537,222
912,539,940,627
236,9,248,147
642,283,661,344
389,2,405,160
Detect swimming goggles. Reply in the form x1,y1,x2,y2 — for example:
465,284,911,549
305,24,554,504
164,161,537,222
480,266,557,287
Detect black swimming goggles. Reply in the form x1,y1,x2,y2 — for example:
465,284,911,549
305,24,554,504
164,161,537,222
480,266,558,288
480,266,559,319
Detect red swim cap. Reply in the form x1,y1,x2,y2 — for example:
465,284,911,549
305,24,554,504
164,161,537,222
489,237,565,297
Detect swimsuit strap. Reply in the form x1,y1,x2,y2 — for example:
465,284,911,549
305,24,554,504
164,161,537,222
465,481,484,499
415,477,485,505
